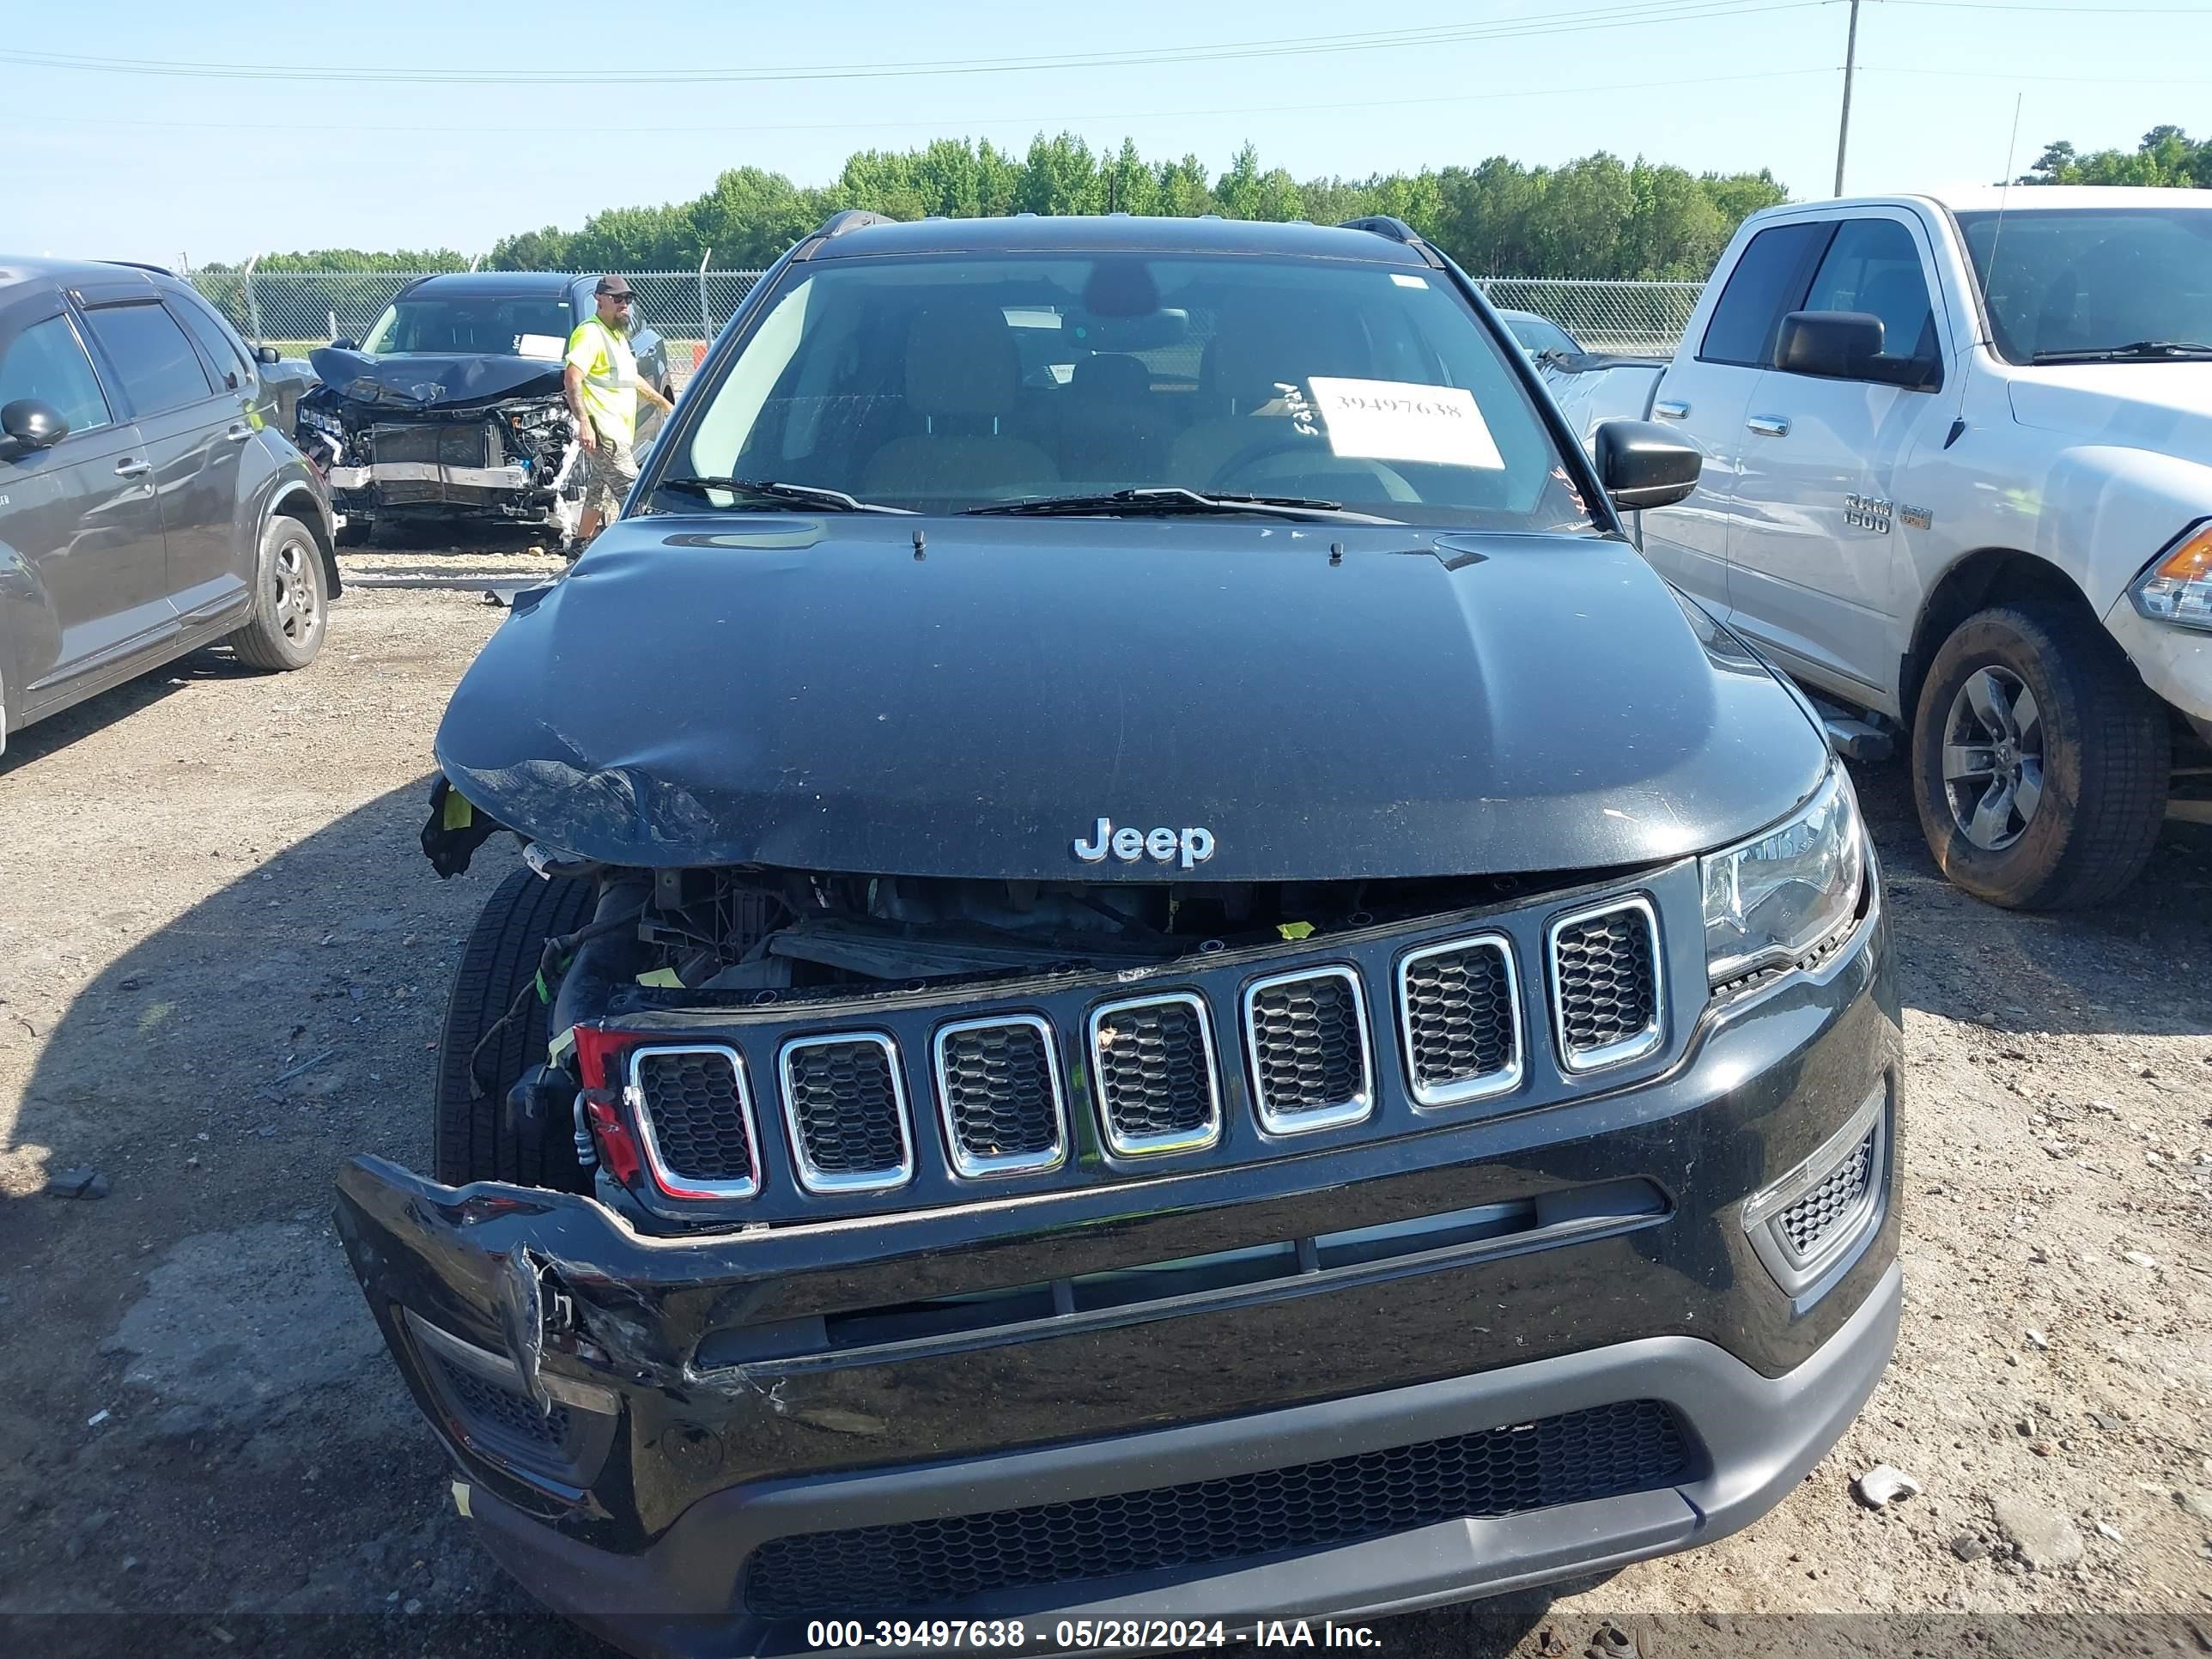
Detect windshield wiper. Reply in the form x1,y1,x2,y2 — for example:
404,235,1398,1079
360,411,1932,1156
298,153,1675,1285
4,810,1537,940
963,487,1401,524
653,477,914,514
2030,340,2212,364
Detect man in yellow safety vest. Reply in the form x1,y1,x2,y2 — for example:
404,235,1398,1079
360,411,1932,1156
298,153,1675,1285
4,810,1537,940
563,275,672,550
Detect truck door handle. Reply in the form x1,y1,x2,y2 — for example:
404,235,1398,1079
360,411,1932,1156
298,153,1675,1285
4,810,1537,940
223,425,253,443
1654,399,1690,420
1747,415,1791,437
114,459,151,477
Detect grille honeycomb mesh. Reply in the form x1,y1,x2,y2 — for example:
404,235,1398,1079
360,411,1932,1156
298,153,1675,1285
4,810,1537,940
1553,908,1658,1055
634,1048,753,1182
1248,973,1367,1118
939,1024,1061,1165
432,1353,571,1461
1093,1000,1213,1146
1778,1126,1875,1257
744,1401,1692,1618
786,1040,908,1176
1402,944,1516,1093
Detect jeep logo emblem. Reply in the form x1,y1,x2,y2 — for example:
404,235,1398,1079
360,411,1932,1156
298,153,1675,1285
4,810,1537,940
1073,817,1215,870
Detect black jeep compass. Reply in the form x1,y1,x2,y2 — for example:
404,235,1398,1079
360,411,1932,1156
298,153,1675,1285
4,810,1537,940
337,211,1900,1657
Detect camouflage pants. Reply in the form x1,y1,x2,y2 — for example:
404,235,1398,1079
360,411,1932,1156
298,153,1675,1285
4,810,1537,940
581,428,637,520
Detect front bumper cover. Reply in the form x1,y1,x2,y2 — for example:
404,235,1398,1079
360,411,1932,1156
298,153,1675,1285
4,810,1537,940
335,897,1899,1655
465,1263,1899,1659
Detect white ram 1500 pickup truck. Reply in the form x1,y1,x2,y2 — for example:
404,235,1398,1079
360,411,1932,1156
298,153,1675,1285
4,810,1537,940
1548,186,2212,909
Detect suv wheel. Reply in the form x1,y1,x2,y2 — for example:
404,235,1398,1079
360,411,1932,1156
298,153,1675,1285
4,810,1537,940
434,866,600,1188
1911,602,2169,908
227,515,327,671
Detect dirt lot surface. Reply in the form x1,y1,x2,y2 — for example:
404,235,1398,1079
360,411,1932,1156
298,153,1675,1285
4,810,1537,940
1,538,2208,1659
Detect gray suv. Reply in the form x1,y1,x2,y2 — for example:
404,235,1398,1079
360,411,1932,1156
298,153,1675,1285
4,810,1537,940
0,258,337,755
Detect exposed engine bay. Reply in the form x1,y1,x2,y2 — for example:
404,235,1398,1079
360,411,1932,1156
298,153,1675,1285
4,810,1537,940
295,345,585,544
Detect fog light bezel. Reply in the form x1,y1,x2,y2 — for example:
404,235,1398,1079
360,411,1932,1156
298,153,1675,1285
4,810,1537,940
1742,1081,1889,1298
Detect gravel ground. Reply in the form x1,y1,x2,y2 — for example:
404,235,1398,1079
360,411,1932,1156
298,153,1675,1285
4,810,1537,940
0,545,2208,1658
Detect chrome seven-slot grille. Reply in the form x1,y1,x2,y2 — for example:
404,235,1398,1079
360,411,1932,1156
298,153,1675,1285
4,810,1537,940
623,896,1662,1199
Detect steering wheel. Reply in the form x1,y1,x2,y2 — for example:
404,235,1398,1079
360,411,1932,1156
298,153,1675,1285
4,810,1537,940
1205,434,1419,501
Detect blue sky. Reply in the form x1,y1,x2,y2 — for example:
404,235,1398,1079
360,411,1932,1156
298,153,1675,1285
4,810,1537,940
8,0,2209,266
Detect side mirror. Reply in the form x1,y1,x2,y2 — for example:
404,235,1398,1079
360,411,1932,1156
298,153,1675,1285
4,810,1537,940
330,337,358,352
1594,418,1700,511
1775,310,1936,389
255,343,282,365
0,398,69,459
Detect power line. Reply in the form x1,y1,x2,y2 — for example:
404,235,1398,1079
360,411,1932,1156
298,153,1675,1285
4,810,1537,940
0,0,1824,87
0,66,1839,138
1878,0,2211,11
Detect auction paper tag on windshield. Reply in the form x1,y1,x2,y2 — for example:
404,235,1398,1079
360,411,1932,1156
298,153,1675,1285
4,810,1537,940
1308,377,1504,471
514,333,566,361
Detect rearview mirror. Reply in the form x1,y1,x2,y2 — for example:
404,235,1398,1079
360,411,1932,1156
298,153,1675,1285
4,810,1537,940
1594,419,1700,511
0,398,69,459
1775,310,1936,389
255,343,282,365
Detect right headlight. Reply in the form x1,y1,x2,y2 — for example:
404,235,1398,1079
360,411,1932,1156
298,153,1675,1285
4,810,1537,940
1700,764,1865,988
2130,523,2212,631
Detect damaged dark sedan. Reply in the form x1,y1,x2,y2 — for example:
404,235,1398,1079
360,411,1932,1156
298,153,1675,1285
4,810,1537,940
294,270,670,546
336,212,1901,1657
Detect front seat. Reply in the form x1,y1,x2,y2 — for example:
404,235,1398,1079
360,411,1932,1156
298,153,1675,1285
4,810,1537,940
1057,352,1169,483
861,300,1059,501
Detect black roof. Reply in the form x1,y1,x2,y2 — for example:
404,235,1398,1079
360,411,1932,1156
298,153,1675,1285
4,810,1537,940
0,255,182,293
803,214,1434,264
398,270,581,297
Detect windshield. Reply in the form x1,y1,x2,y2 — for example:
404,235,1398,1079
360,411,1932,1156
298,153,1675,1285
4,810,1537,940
663,252,1596,530
359,294,574,359
1956,206,2212,362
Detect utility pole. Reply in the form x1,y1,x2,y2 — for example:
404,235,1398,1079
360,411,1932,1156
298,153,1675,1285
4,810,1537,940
1834,0,1862,197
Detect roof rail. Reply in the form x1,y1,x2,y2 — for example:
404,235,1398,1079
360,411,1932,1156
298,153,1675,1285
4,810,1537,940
818,209,895,239
1336,216,1446,269
97,258,175,277
793,208,896,261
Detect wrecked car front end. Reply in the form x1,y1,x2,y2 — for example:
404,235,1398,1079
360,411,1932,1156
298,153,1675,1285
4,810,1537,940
296,346,584,543
337,526,1899,1657
336,217,1902,1657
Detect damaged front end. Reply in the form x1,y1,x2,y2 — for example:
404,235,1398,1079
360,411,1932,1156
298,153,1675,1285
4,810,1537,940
295,346,584,544
340,758,1898,1652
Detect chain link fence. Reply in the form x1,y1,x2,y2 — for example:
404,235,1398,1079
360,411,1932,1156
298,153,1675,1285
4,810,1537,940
1480,278,1705,356
190,268,1703,369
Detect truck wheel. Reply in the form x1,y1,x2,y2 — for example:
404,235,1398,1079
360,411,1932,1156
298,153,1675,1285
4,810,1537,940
1911,602,2169,909
434,866,600,1188
226,515,327,671
334,517,370,548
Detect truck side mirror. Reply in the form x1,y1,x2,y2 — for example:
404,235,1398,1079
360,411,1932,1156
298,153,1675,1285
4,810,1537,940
255,343,282,365
0,398,69,459
1776,310,1937,389
1594,419,1701,511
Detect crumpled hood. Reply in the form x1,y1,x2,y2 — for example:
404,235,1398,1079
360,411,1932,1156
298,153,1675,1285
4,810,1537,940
308,345,564,410
434,517,1828,879
2008,362,2212,459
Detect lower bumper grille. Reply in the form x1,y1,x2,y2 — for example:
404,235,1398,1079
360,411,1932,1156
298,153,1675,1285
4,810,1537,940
742,1400,1693,1619
1778,1126,1875,1256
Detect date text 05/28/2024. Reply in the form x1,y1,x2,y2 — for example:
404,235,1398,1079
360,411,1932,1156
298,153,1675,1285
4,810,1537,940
805,1618,1385,1650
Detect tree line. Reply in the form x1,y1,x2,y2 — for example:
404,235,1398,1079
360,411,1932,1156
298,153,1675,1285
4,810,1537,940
2021,125,2209,189
220,135,1788,281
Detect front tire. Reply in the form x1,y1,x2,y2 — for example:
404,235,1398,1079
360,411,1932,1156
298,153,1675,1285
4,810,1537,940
1911,602,2168,909
434,866,600,1188
227,515,327,671
333,516,370,549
